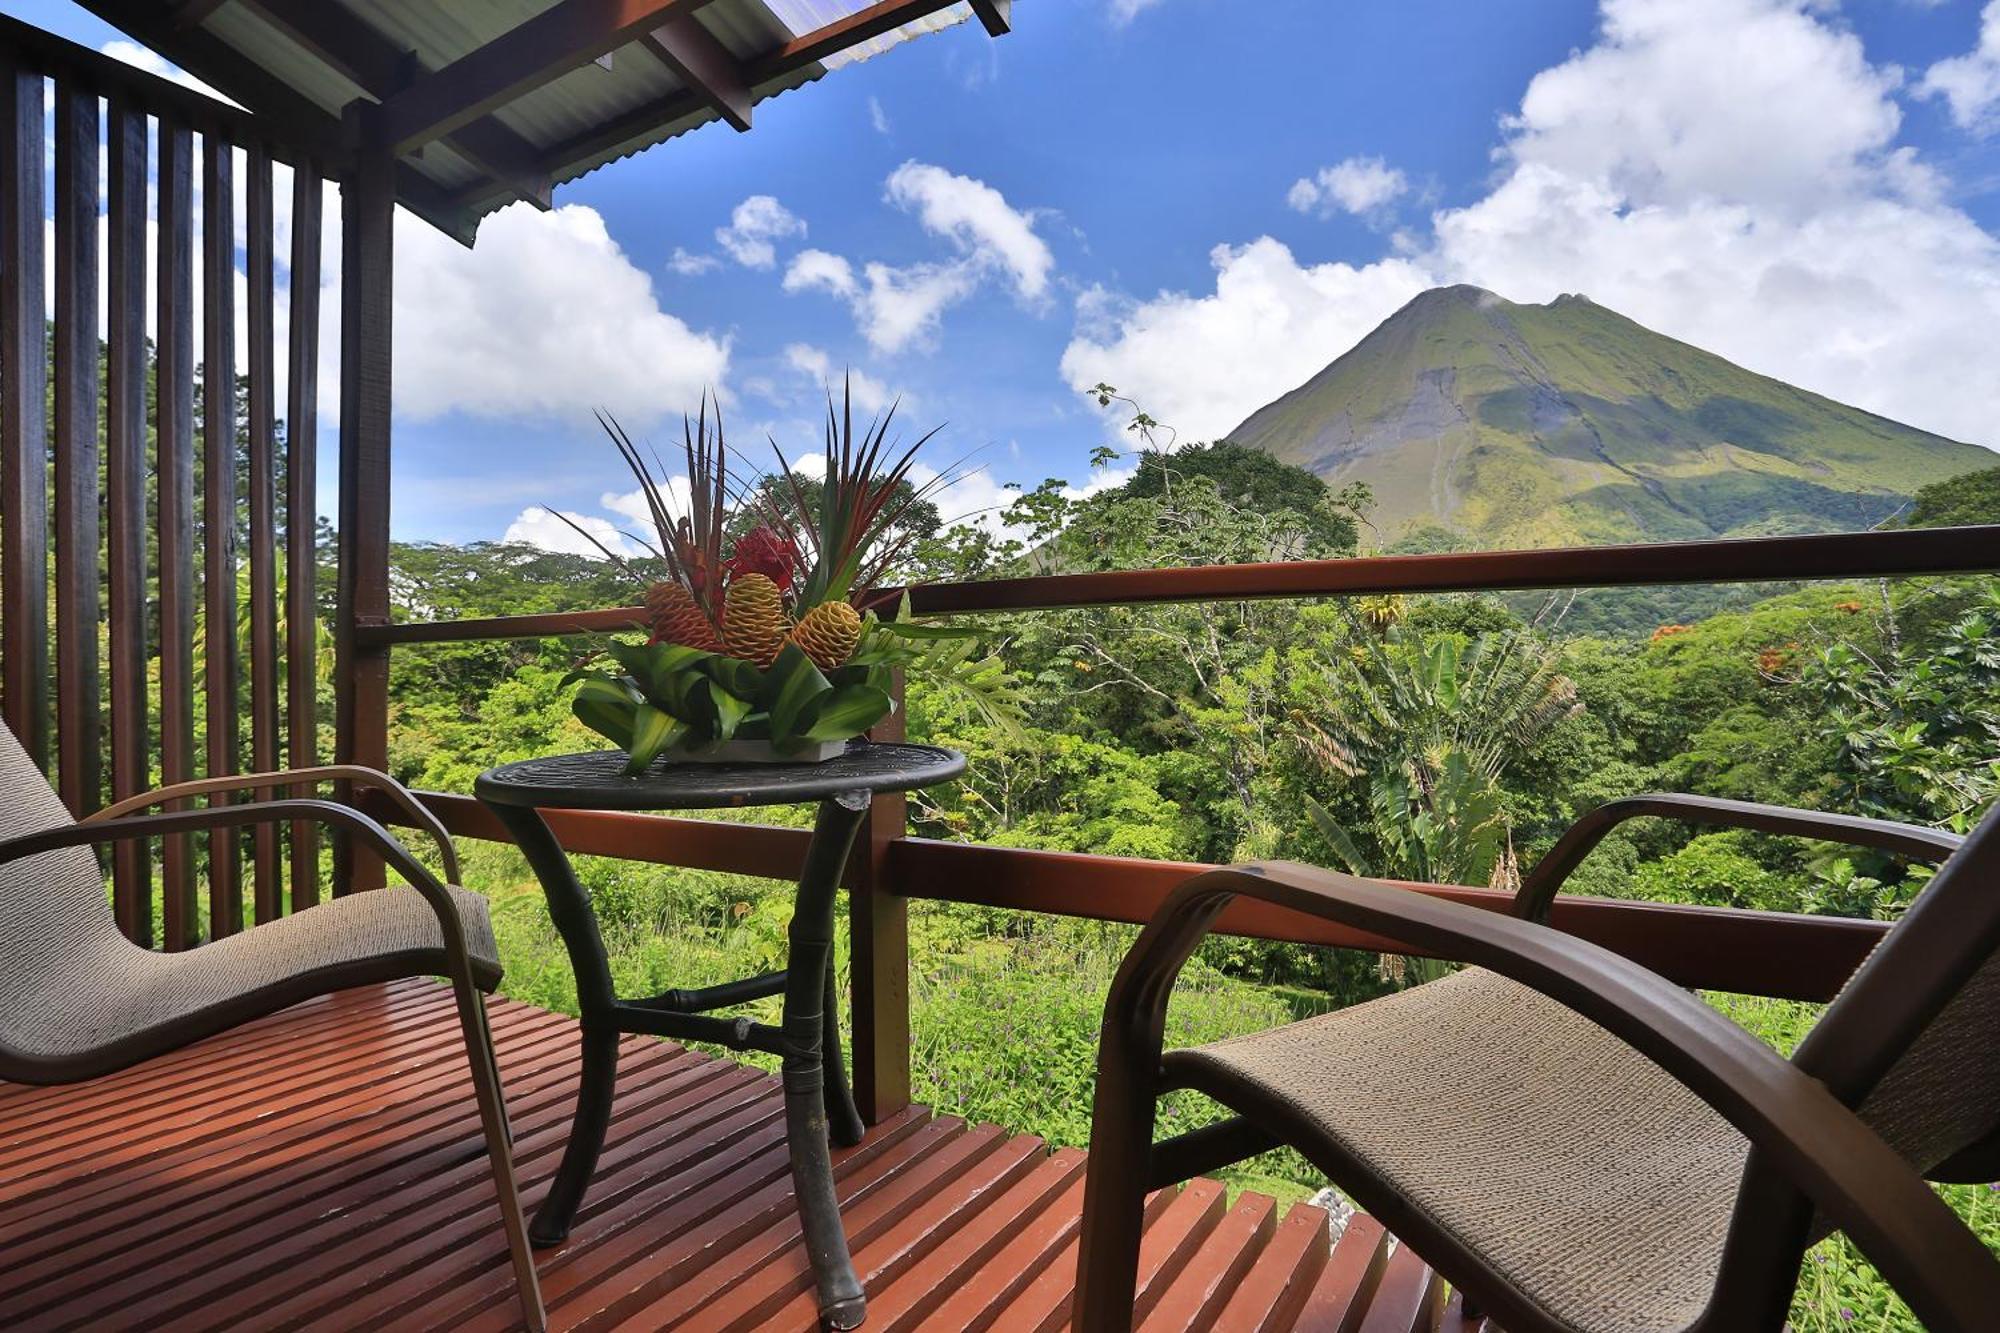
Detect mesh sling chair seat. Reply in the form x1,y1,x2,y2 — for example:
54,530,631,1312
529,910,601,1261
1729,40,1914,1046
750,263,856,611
1076,794,2000,1333
0,724,545,1330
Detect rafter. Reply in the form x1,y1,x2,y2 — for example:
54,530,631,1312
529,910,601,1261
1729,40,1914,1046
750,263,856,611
641,12,750,132
969,0,1012,37
246,0,551,209
375,0,713,157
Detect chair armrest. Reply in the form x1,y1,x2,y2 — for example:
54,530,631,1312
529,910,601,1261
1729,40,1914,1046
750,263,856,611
85,766,460,883
1514,793,1962,923
0,802,479,979
1104,860,2000,1328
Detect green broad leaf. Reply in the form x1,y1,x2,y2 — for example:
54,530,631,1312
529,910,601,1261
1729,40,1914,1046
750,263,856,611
698,654,764,702
646,641,714,675
765,646,832,740
622,703,687,775
757,643,815,711
1306,797,1372,878
572,677,640,748
707,679,753,743
801,684,893,742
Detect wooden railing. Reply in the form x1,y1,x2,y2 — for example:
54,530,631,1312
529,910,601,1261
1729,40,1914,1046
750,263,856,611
0,25,327,947
367,523,2000,1122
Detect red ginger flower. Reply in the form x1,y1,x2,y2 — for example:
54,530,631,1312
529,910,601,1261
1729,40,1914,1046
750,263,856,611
726,525,798,593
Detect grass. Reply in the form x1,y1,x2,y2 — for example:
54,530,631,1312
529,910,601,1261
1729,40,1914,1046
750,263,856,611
463,848,1987,1327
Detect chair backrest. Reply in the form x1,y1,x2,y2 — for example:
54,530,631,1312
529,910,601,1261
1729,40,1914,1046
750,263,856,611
0,723,132,1059
1802,800,2000,1180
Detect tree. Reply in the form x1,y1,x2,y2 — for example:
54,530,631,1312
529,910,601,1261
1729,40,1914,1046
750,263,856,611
1904,464,2000,529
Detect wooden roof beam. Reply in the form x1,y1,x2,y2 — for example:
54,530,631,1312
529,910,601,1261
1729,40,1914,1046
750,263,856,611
375,0,714,157
969,0,1012,37
245,0,551,209
641,13,751,132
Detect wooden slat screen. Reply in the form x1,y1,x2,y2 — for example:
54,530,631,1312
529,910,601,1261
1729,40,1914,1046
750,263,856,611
0,45,328,950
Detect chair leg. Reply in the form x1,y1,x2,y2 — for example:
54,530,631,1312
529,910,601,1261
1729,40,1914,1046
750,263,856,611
452,979,547,1333
1075,1049,1157,1330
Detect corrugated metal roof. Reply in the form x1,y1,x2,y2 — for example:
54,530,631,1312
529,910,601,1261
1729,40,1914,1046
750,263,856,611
188,0,979,233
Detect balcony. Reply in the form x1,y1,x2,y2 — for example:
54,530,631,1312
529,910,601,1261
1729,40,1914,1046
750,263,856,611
3,8,2000,1333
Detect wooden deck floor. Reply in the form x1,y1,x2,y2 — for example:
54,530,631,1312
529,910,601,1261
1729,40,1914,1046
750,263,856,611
0,980,1473,1332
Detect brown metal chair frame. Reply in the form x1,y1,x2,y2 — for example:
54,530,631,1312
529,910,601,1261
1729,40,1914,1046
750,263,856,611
1075,793,2000,1332
0,768,545,1332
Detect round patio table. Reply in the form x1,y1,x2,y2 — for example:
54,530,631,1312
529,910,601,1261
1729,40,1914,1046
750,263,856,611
474,741,965,1330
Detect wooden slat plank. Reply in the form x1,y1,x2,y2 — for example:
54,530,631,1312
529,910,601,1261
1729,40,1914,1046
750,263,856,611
52,76,102,817
333,143,395,894
1354,1242,1443,1333
594,1117,967,1332
104,93,153,943
156,117,200,949
867,1145,1086,1333
1140,1190,1279,1332
0,57,48,767
674,1123,1024,1331
201,130,242,938
244,143,282,921
1297,1214,1391,1333
1212,1202,1334,1332
749,1131,1048,1332
854,670,911,1123
284,157,322,910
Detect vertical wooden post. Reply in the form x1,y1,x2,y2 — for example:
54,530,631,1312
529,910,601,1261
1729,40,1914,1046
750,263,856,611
850,670,913,1124
335,117,395,894
106,94,151,943
52,77,101,815
202,132,242,939
286,159,323,911
246,144,283,923
0,59,48,767
158,119,199,949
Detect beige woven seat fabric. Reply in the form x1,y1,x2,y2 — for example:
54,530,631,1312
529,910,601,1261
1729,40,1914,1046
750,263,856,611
1172,966,1748,1333
1,723,497,1061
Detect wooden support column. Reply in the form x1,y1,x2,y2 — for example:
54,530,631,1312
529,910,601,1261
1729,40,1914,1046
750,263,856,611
335,120,396,894
158,120,200,948
0,58,48,767
246,144,283,922
286,160,323,910
202,132,242,938
53,77,101,814
106,94,150,942
850,670,913,1124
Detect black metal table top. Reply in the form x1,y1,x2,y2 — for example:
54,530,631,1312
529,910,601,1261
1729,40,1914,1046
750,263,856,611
473,741,965,811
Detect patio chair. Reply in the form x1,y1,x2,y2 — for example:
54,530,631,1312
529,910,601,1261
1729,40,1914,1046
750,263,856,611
0,723,545,1332
1076,793,2000,1332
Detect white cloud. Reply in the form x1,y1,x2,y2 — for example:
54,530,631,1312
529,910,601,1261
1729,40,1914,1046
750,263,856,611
1060,240,1433,443
784,248,858,299
1107,0,1167,26
99,40,234,104
714,194,805,269
1287,157,1409,218
502,507,646,559
868,96,892,135
885,161,1053,299
380,201,730,423
926,460,1137,543
668,246,721,275
783,343,900,415
785,164,1052,354
1062,0,2000,450
1917,0,2000,133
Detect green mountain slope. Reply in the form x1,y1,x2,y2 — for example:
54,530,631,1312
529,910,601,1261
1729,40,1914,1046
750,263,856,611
1225,285,1994,547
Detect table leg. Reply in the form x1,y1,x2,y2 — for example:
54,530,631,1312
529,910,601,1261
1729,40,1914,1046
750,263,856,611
822,959,866,1148
786,791,872,1329
488,804,621,1249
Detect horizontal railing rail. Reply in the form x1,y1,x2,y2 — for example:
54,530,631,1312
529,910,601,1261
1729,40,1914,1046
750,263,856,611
362,522,2000,1116
357,524,2000,647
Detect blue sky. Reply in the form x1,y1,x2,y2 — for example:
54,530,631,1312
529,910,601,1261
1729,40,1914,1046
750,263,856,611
9,0,2000,549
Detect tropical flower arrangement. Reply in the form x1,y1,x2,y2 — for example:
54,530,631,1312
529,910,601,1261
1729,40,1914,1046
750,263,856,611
560,388,1009,772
